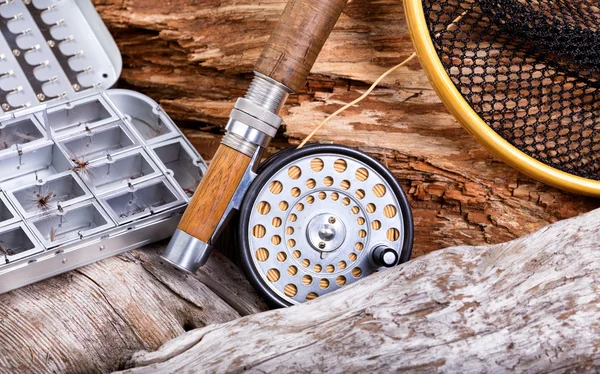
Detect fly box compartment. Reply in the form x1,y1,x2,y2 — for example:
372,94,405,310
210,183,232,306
0,113,46,151
80,149,162,195
27,200,114,248
0,0,207,294
58,121,139,162
44,96,119,137
149,138,205,199
107,90,179,144
0,222,44,263
8,170,92,218
100,177,186,225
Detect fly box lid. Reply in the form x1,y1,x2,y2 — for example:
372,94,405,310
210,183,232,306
0,0,207,294
0,0,121,111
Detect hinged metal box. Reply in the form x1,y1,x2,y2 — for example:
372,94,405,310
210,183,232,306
0,0,207,293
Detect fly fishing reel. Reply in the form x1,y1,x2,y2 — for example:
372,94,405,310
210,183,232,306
238,144,413,307
162,0,415,308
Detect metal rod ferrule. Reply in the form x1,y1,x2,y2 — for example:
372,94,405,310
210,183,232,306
245,72,292,114
221,72,291,155
162,229,213,273
221,131,259,157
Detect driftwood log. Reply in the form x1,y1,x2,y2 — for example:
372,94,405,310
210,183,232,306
93,0,600,257
0,244,267,373
122,208,600,373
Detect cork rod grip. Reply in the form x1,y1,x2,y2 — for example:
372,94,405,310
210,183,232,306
255,0,348,92
177,145,252,242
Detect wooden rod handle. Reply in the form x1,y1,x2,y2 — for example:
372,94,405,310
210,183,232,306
178,0,347,244
178,145,251,242
255,0,348,92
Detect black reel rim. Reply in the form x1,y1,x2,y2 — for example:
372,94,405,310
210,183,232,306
238,143,414,308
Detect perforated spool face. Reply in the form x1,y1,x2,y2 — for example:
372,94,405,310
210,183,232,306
247,153,407,305
422,0,600,181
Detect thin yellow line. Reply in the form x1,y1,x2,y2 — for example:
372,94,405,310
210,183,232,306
297,53,417,149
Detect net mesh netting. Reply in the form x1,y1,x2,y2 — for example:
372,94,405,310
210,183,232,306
422,0,600,180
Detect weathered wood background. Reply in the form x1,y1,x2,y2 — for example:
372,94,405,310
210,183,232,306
1,1,599,373
93,0,599,257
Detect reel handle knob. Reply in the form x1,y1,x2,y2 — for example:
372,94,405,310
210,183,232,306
372,245,399,268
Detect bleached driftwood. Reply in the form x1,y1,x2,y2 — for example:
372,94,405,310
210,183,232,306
0,243,267,373
121,209,600,373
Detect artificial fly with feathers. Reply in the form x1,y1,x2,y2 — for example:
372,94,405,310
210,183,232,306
70,154,92,177
33,190,57,212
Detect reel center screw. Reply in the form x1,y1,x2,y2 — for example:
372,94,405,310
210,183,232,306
306,213,346,253
318,224,336,241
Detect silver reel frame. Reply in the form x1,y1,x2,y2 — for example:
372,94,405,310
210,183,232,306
238,144,414,308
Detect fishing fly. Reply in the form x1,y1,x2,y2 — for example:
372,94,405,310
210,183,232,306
67,143,95,179
133,116,168,140
49,227,58,242
33,190,58,212
183,179,200,198
70,153,92,177
118,195,167,219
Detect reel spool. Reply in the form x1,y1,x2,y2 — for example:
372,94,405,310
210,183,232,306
238,144,413,307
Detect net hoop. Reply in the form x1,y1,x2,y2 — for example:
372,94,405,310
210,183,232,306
404,0,600,196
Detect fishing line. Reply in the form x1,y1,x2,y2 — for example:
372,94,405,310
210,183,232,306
297,11,469,149
297,52,417,149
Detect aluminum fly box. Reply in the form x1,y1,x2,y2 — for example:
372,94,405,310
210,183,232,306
0,0,207,293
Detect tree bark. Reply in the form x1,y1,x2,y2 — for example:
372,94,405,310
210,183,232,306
0,243,267,374
121,208,600,373
93,0,600,258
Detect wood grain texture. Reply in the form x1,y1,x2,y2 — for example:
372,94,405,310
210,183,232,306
178,145,251,242
121,208,600,373
255,0,348,92
0,242,267,374
92,0,600,257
